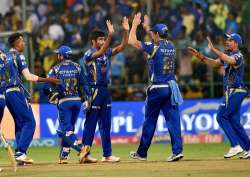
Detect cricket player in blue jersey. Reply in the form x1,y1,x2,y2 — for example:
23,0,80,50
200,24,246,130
80,17,129,163
44,45,92,164
0,50,7,124
5,33,59,164
128,13,183,162
188,34,250,159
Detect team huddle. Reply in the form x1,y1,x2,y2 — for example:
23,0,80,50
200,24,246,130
0,12,249,166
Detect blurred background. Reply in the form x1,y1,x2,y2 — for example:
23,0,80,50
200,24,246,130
1,0,250,103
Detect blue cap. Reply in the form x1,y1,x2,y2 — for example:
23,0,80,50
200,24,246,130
224,33,242,45
54,45,72,58
151,24,168,35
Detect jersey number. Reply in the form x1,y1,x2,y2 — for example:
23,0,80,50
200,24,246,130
163,57,170,74
63,78,78,93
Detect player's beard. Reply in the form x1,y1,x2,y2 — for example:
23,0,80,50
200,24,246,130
225,48,232,53
224,44,232,53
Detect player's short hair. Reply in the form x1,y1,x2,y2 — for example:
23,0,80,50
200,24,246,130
90,30,105,41
8,32,23,47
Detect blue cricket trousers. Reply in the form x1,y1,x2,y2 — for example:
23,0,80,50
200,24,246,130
57,98,82,155
58,99,82,132
137,86,183,157
82,86,112,157
217,90,250,150
5,88,36,154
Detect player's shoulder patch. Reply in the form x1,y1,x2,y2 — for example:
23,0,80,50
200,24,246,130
72,61,81,71
84,48,95,58
233,52,243,58
19,54,26,61
53,63,61,74
83,48,96,65
85,49,92,55
48,68,54,76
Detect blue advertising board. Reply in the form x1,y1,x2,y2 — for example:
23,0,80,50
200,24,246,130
39,99,250,143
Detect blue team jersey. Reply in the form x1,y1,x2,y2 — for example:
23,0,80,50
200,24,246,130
141,40,176,84
222,51,245,90
0,51,7,94
5,48,28,88
47,60,88,98
83,47,112,86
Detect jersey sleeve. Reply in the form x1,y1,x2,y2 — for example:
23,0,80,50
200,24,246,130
83,48,97,64
141,41,154,54
17,54,28,72
47,67,56,77
232,53,243,67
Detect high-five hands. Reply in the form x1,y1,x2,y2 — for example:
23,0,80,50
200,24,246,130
106,20,114,35
142,15,150,32
132,12,142,26
122,17,130,31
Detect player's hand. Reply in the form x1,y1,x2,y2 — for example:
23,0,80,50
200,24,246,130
83,100,91,113
142,15,150,32
83,96,92,113
48,91,59,104
132,12,141,26
122,17,130,31
187,47,205,62
47,77,61,84
207,37,214,50
106,20,114,35
187,47,199,56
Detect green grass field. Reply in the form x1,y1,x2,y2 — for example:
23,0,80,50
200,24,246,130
0,143,250,177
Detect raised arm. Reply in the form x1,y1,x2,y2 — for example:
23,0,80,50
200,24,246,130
142,15,154,39
187,47,223,68
128,13,143,49
112,17,130,56
207,37,236,65
90,20,114,60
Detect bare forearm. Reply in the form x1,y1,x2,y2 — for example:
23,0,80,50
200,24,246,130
211,47,236,65
22,68,38,82
195,53,221,67
92,34,112,60
129,24,138,45
203,56,222,67
22,69,59,84
128,25,141,49
121,30,129,47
